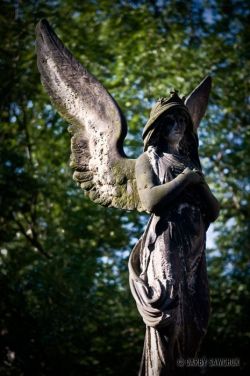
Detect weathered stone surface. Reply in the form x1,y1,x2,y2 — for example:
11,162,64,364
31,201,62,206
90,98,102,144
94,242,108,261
36,19,143,212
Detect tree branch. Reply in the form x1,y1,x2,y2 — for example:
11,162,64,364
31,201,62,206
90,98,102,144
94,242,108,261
12,213,52,259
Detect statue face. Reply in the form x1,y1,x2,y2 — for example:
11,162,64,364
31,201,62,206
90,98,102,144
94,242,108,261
161,110,188,146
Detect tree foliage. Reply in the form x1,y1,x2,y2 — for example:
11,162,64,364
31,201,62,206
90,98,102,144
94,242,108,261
0,1,249,375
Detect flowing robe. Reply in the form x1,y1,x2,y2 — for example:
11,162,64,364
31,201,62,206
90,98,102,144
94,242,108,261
129,147,210,375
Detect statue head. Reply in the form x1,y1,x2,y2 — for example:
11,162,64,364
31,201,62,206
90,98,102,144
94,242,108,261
143,91,194,152
143,76,212,156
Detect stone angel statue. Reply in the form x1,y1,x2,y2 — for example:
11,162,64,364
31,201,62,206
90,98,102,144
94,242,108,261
36,20,220,376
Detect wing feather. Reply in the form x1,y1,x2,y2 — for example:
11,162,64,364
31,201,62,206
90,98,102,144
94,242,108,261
36,19,143,212
184,76,212,130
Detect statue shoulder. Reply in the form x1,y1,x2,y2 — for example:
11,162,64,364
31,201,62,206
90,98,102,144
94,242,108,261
135,151,158,191
136,152,151,172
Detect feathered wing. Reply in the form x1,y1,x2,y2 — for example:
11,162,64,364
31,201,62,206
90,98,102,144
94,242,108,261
36,19,143,212
184,76,212,131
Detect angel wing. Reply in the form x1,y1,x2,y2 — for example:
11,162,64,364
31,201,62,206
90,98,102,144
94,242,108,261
184,76,212,131
36,19,143,212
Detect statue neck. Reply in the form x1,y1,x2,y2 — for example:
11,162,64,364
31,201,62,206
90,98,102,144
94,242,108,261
157,140,180,155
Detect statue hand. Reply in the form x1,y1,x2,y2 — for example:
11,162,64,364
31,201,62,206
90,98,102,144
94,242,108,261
182,167,204,185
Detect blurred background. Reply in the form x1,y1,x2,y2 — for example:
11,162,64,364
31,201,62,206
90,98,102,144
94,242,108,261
0,0,249,375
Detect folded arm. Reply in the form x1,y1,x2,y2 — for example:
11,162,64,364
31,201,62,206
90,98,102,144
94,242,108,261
136,153,201,214
136,153,220,221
